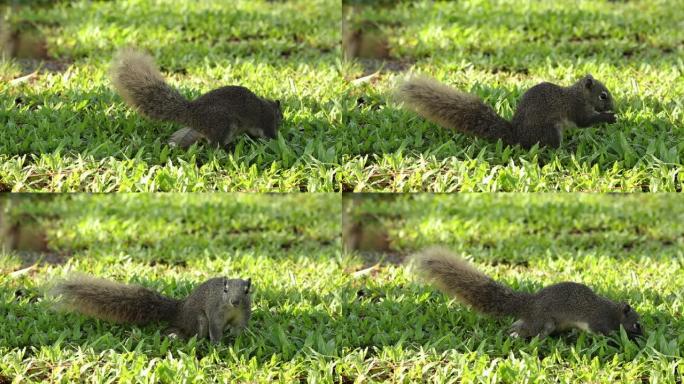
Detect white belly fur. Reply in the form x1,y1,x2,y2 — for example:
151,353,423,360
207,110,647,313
571,321,590,331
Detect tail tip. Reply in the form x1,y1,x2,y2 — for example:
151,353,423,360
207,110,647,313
393,74,421,100
109,46,157,78
411,245,456,269
393,74,448,106
111,46,149,64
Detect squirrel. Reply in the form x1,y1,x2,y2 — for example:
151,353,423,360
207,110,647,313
50,274,252,344
413,247,643,340
109,48,283,148
395,74,617,149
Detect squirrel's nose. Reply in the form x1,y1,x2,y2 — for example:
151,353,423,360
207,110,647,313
628,329,643,340
230,298,240,306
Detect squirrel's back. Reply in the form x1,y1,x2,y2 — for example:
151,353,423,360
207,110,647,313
51,274,180,325
414,247,531,317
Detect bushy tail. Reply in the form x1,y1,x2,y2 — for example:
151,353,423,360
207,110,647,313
395,76,515,144
110,48,190,124
50,274,180,325
413,247,531,318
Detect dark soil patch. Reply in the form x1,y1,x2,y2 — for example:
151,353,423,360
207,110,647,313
357,249,407,266
356,57,414,76
14,58,72,75
14,251,70,268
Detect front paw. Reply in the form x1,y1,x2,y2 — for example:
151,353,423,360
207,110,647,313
602,112,617,124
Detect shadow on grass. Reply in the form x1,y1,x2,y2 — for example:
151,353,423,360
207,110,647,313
0,194,339,266
8,1,338,62
343,193,684,261
358,2,682,67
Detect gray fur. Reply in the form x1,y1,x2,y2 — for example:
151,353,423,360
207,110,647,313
110,48,282,147
415,247,532,318
110,48,191,124
50,274,179,325
395,74,616,149
414,247,642,339
175,277,252,344
51,275,252,344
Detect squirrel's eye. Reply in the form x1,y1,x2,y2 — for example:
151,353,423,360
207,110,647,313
599,92,608,100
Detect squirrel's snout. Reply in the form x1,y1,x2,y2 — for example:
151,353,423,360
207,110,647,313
626,323,643,340
627,331,642,340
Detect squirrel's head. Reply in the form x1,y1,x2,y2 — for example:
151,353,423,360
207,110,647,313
246,100,282,140
619,302,643,339
578,74,615,114
221,277,252,307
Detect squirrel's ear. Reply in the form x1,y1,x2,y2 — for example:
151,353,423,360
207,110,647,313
275,100,281,108
245,278,252,294
620,302,632,314
584,75,594,89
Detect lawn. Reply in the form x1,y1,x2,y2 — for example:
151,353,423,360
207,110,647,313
0,193,343,382
1,0,342,192
343,0,683,191
2,0,682,192
343,193,684,382
2,193,683,382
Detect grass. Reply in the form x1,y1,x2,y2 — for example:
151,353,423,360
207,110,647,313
344,193,684,382
342,0,684,191
1,0,682,191
1,0,342,192
1,193,683,382
1,193,342,382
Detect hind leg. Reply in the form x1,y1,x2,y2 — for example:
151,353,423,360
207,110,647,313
169,127,206,148
510,318,556,339
197,313,209,340
539,125,563,148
